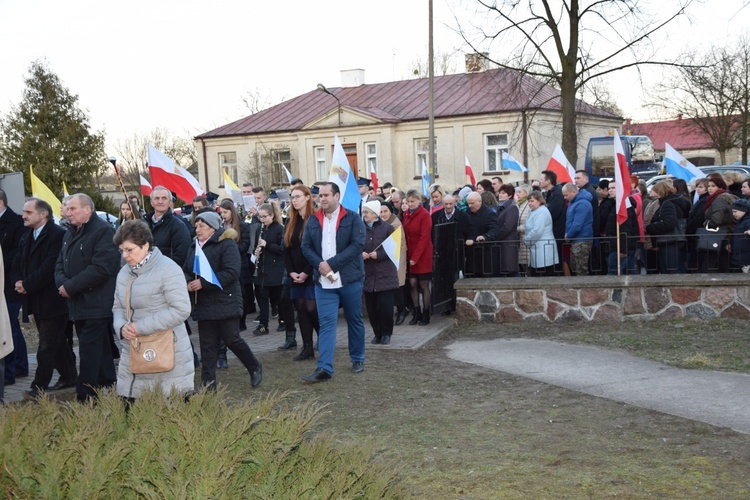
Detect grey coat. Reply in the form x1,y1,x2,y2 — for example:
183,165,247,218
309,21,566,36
113,247,194,398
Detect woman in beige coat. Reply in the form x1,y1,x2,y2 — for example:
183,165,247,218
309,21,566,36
0,246,14,404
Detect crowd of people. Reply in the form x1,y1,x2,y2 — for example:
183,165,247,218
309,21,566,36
1,166,749,403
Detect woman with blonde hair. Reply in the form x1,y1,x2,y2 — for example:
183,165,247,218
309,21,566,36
515,184,532,274
428,184,445,215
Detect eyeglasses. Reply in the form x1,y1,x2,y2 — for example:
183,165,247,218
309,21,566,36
119,246,141,255
259,214,270,219
291,195,305,200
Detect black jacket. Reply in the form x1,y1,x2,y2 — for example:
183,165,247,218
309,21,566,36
54,214,120,320
598,197,615,236
145,209,191,266
283,220,314,288
467,205,501,241
254,221,285,287
646,194,691,245
604,196,638,254
686,192,709,235
363,220,399,293
183,228,243,321
432,208,472,241
11,220,68,320
544,184,567,241
0,206,27,301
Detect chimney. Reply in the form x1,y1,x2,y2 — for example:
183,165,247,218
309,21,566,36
677,113,683,120
625,118,632,127
341,69,365,87
465,53,489,73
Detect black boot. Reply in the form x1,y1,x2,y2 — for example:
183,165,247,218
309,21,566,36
408,307,422,325
419,309,431,326
293,344,315,361
395,308,407,325
278,330,298,350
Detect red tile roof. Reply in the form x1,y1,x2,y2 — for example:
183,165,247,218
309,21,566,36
625,118,713,151
197,68,619,138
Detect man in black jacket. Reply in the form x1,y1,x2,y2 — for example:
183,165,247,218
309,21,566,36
432,194,470,314
465,192,501,276
55,194,119,402
144,186,191,266
0,189,28,385
13,199,77,397
541,170,566,268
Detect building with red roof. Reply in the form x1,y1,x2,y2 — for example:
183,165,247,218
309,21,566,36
195,59,622,192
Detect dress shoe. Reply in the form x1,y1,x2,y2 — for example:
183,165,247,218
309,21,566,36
408,308,422,325
277,331,297,350
293,346,315,361
351,361,364,373
250,362,263,387
419,310,431,326
371,336,381,344
381,335,391,345
50,379,76,391
217,358,229,370
253,325,269,335
24,387,44,399
302,368,332,383
394,309,407,325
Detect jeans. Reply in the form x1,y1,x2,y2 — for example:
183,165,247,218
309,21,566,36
607,251,638,275
315,281,365,375
3,300,27,381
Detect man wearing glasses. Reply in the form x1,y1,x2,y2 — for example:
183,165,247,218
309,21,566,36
55,193,119,403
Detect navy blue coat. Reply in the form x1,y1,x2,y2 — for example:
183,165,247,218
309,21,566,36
301,206,365,287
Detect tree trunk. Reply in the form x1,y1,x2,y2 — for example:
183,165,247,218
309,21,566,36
560,74,578,168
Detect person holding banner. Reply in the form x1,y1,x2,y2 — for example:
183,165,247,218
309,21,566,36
362,200,399,345
183,211,262,389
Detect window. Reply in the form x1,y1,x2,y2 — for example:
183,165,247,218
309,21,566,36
271,149,291,185
219,152,238,185
415,138,438,176
365,142,377,174
314,146,327,181
484,133,509,172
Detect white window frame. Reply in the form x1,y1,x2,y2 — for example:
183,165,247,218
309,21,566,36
484,133,509,173
365,142,377,174
314,146,327,181
414,138,438,176
271,149,292,186
219,152,238,185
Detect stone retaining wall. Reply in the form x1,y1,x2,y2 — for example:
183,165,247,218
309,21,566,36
454,275,750,323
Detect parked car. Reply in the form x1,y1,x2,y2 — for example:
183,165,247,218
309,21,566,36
96,211,118,229
698,165,750,177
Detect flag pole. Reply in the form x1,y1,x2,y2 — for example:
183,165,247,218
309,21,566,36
194,273,198,302
615,224,621,276
109,156,133,220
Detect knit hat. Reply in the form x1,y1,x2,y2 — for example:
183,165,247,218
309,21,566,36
732,198,750,213
195,211,222,230
381,201,395,214
458,186,473,200
362,200,381,216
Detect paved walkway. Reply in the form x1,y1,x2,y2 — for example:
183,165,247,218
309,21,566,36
446,338,750,435
2,313,453,404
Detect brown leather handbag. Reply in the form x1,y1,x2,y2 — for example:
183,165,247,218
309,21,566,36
125,275,175,374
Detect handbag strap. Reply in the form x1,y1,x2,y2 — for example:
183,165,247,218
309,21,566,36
125,274,134,323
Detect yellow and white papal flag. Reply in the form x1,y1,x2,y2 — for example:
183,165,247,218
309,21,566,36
381,226,402,271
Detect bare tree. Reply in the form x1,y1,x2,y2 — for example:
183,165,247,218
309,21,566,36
410,49,459,78
114,128,197,192
240,87,278,115
458,0,694,165
650,40,750,165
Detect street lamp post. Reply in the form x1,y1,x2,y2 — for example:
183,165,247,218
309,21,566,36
316,83,342,127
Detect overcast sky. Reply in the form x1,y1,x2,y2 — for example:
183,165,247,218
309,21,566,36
0,0,747,153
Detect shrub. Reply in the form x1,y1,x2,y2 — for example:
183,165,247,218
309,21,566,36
0,389,403,498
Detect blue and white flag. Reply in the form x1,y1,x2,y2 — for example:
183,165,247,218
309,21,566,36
421,157,429,198
283,165,294,183
664,143,705,181
193,242,222,289
328,133,360,213
501,151,529,172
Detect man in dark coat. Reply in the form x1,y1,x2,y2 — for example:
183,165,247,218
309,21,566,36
431,194,472,314
541,170,566,267
55,193,119,402
464,192,501,276
0,189,29,385
144,186,191,266
12,199,77,397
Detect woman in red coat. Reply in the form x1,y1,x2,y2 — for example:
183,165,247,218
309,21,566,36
402,188,434,325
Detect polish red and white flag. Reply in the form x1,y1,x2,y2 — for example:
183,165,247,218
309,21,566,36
545,145,575,184
369,165,379,193
147,145,203,203
613,130,632,224
140,175,152,196
464,156,477,186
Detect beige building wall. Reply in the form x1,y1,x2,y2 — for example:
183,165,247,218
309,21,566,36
195,112,623,194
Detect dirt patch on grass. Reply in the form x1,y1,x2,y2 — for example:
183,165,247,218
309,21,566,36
217,319,750,498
